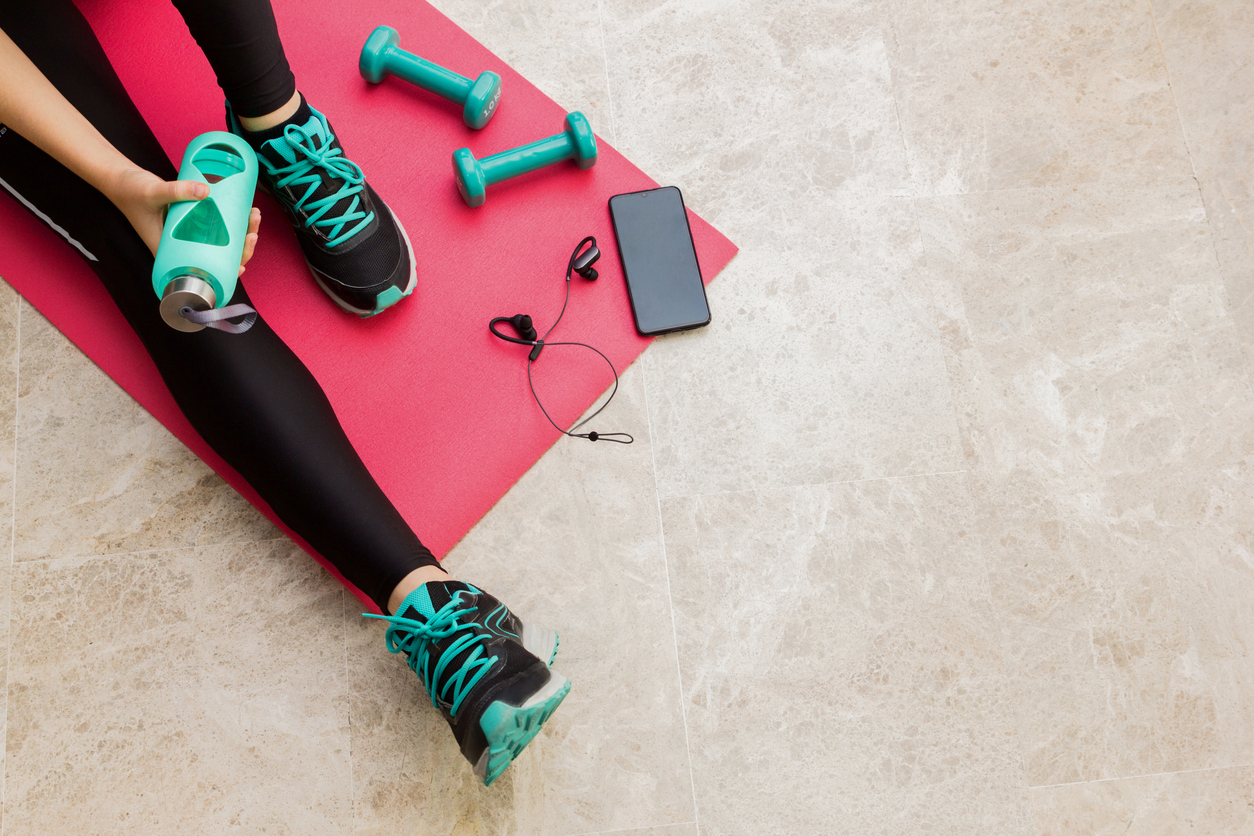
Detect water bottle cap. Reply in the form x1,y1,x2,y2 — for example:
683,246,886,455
160,275,217,332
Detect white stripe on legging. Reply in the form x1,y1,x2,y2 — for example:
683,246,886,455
0,174,98,261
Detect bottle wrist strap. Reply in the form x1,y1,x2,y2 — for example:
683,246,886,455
180,303,257,334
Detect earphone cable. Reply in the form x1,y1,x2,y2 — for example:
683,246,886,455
539,267,572,345
526,340,633,444
492,235,633,444
536,235,594,345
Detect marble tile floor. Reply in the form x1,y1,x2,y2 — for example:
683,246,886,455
0,0,1252,833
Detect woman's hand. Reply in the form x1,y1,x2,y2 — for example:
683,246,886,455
1,30,260,276
2,28,269,273
105,167,261,275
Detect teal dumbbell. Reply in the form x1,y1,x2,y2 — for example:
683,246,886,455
152,132,258,332
452,111,597,207
360,25,501,130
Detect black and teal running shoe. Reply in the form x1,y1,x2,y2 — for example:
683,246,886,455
364,581,569,786
227,99,416,317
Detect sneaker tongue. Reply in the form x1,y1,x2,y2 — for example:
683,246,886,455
398,580,478,620
260,113,330,166
258,114,359,219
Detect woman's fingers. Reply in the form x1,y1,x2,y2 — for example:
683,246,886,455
238,208,262,275
238,234,257,275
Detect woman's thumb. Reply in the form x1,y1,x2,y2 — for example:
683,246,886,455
161,179,209,205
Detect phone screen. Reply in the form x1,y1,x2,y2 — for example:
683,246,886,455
609,187,710,335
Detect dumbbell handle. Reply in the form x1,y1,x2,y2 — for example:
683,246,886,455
480,134,576,185
380,46,474,104
453,112,594,206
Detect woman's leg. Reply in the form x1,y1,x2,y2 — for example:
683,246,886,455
169,0,296,120
0,2,438,615
0,0,568,785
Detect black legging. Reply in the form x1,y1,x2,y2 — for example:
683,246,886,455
170,0,297,118
0,1,439,613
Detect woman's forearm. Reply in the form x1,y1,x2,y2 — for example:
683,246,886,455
0,25,140,201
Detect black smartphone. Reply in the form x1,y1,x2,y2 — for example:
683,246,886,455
609,186,711,336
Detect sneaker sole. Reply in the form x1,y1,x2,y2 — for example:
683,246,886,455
521,623,560,667
475,671,571,787
311,204,418,318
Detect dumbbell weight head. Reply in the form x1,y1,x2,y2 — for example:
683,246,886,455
564,112,598,169
359,25,399,84
452,148,488,207
463,71,502,130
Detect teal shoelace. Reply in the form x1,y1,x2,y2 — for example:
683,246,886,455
364,592,500,718
265,120,375,248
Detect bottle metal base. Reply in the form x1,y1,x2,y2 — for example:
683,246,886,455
159,275,217,332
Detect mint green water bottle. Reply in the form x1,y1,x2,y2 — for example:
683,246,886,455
152,132,259,332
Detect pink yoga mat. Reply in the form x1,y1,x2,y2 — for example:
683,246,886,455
0,0,737,611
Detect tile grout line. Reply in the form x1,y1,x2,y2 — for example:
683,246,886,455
597,0,694,824
1145,0,1205,209
566,819,699,836
878,18,1041,806
661,467,971,503
884,4,921,203
1143,0,1254,388
893,86,1041,806
638,360,701,830
3,294,20,836
892,110,1041,808
1031,761,1254,791
342,587,354,834
594,0,618,145
11,534,292,568
913,180,1197,202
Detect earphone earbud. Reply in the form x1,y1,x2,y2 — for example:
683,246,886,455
489,313,544,359
571,243,600,281
510,313,538,342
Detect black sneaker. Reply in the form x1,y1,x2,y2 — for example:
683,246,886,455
364,581,570,786
227,99,416,317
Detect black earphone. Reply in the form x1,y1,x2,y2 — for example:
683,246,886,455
570,239,600,281
489,237,633,444
489,313,543,359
